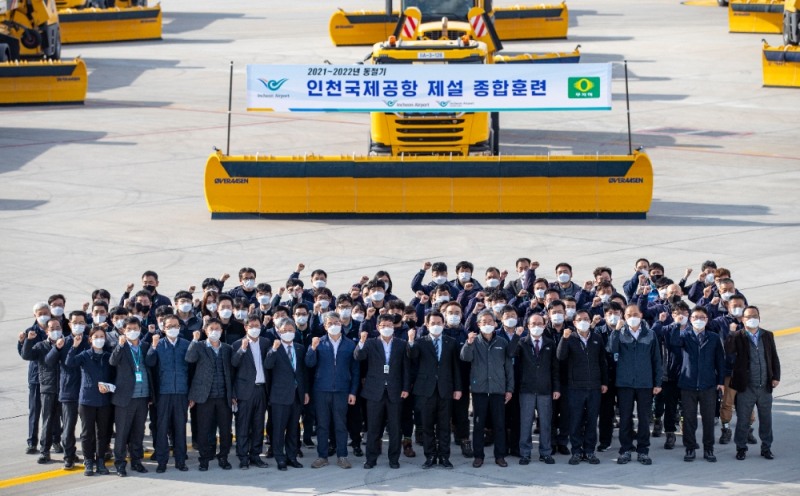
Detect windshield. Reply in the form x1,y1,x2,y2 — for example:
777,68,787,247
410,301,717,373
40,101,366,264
402,0,473,20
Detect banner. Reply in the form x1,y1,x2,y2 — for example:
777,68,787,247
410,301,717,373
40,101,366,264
246,63,612,113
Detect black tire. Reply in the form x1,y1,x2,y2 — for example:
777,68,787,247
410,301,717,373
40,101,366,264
490,112,500,156
0,44,9,62
718,0,728,7
21,28,42,50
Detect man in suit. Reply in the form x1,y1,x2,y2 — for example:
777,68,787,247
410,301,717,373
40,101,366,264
264,318,308,471
108,317,154,477
185,318,234,471
725,305,781,461
231,317,272,469
509,313,560,465
407,311,462,469
305,311,360,470
354,314,411,469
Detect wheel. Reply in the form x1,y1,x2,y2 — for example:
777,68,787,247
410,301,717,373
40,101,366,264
52,27,61,60
490,112,500,156
717,0,728,7
20,28,42,50
0,44,9,62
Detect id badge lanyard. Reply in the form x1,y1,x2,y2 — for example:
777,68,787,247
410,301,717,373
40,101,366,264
131,346,143,383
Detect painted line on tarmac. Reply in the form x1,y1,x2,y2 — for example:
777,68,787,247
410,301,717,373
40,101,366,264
1,326,799,489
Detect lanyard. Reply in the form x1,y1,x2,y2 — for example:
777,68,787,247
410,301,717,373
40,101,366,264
130,345,141,371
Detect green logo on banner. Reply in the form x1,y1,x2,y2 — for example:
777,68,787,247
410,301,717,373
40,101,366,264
568,77,600,99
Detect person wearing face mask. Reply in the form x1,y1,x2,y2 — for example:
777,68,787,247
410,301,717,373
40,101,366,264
185,319,234,472
173,291,202,340
65,327,114,476
231,312,273,470
519,278,550,323
18,302,52,455
701,277,749,320
47,294,72,337
563,297,579,324
264,318,308,471
291,302,317,448
622,258,651,301
686,260,718,304
22,318,66,465
105,306,129,348
312,288,335,333
285,264,327,302
593,302,623,452
709,295,755,444
556,310,608,465
608,304,662,466
355,315,411,469
120,271,172,311
109,317,154,477
460,310,514,468
550,263,580,299
464,289,504,332
144,315,190,473
334,298,366,456
669,307,725,463
226,267,258,306
451,261,483,302
494,305,522,457
305,312,360,469
440,301,473,458
650,302,689,450
412,261,459,299
509,313,560,465
545,300,573,455
201,291,220,319
586,282,614,319
90,300,109,330
504,257,539,303
252,283,276,321
216,295,246,346
407,311,462,469
725,306,781,461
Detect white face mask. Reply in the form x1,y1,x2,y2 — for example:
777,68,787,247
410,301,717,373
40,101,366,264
566,308,576,319
557,273,571,284
479,324,495,335
550,314,565,325
433,275,448,285
72,324,86,335
599,294,611,303
166,327,181,339
676,315,688,326
428,325,444,336
371,292,385,302
92,338,105,349
281,332,295,343
318,300,330,310
382,280,390,291
492,303,506,313
379,327,394,337
576,321,591,333
339,308,352,319
352,313,365,322
327,325,342,336
745,318,760,330
48,330,63,341
50,306,64,317
626,317,641,328
208,330,222,342
206,303,218,312
721,292,734,301
435,295,450,304
114,319,125,330
242,279,256,290
179,302,193,313
295,315,309,325
692,319,707,331
218,308,233,319
234,310,248,321
446,314,461,326
530,325,545,337
658,289,667,299
258,295,272,305
94,314,107,324
458,272,471,282
730,307,744,317
125,330,141,341
705,273,715,284
37,314,51,327
247,327,261,338
312,279,327,289
486,278,501,288
503,318,517,328
606,315,620,326
534,289,546,299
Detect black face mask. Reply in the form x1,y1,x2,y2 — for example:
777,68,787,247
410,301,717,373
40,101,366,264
406,320,418,327
392,314,403,324
140,305,151,314
668,295,682,305
650,275,662,283
143,285,156,294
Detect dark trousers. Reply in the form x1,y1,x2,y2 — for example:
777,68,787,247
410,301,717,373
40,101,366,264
681,388,716,451
598,383,617,447
734,386,773,450
451,391,471,442
366,391,402,464
196,396,232,462
551,391,570,448
301,398,315,444
504,392,520,455
155,394,188,465
114,397,148,466
41,392,60,454
235,385,267,461
346,399,363,448
618,387,653,454
401,395,415,439
662,381,681,433
568,388,601,455
472,393,506,460
316,391,350,459
79,404,113,464
28,383,41,447
416,388,452,459
272,398,301,463
61,401,79,459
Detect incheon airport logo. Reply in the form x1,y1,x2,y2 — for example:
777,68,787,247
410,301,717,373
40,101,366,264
258,78,289,91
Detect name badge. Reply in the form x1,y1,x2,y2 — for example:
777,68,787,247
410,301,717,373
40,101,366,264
384,365,390,374
135,371,143,383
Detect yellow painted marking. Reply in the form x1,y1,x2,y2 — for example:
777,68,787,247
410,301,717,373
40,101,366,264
682,0,721,6
774,326,800,337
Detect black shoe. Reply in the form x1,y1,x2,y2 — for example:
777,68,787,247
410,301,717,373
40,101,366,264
84,462,95,476
586,453,600,465
761,449,774,460
116,466,127,477
439,458,453,469
218,457,232,470
519,457,530,465
422,458,435,469
277,462,288,471
26,444,38,455
664,433,676,450
287,459,303,468
557,445,570,455
747,427,758,445
568,454,581,465
95,462,110,475
652,419,663,438
239,460,250,470
597,444,610,453
296,448,304,458
617,451,632,465
389,461,400,469
353,446,364,457
461,440,474,458
704,450,717,462
684,449,696,462
199,462,209,471
303,439,316,448
104,452,113,462
131,462,148,473
176,464,189,472
64,457,75,470
363,461,376,469
637,453,652,465
265,446,274,458
539,455,555,464
52,442,64,454
156,464,167,473
719,427,732,444
37,453,51,464
736,448,747,460
250,456,268,468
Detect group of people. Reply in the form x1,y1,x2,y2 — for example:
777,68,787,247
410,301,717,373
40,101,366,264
18,258,781,478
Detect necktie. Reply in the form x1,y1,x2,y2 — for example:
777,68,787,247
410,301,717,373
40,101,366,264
434,338,440,362
534,339,540,355
288,346,295,370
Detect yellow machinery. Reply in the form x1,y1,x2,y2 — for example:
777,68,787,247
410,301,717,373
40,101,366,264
728,0,784,33
57,0,162,44
0,0,87,104
760,2,800,87
329,0,568,46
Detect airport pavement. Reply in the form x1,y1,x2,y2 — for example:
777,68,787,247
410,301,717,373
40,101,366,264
0,0,799,493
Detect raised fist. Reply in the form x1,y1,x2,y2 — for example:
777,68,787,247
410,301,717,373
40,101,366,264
151,335,160,348
311,337,320,350
638,275,648,285
464,282,474,291
473,302,485,314
263,315,272,326
27,330,37,340
563,328,572,339
188,285,196,293
193,331,201,341
659,312,668,322
703,286,713,298
82,302,90,312
296,263,305,273
615,318,625,331
467,332,477,344
148,324,156,334
500,270,508,280
517,289,528,298
359,275,370,285
423,261,432,271
19,331,25,343
684,267,693,279
126,283,135,293
73,334,83,347
366,307,376,318
360,332,368,344
407,329,416,342
592,296,602,307
515,326,524,336
56,338,65,349
729,322,738,333
221,273,230,282
710,297,720,306
531,261,540,270
420,294,429,304
272,340,281,351
416,290,425,299
241,338,249,350
118,335,127,346
592,315,602,326
584,280,594,291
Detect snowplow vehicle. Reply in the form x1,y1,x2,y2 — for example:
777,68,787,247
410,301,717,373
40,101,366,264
56,0,162,44
329,0,568,46
760,1,800,87
727,0,784,34
0,0,87,105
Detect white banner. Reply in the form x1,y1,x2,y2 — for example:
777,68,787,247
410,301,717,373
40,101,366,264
246,63,612,113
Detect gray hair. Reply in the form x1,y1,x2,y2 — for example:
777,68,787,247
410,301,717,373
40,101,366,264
322,311,340,325
477,310,495,323
32,301,49,314
275,317,297,332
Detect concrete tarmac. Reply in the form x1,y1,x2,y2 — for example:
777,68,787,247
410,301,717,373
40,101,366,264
1,0,799,494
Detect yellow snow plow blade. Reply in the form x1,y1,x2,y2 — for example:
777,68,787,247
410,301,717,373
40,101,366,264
728,0,783,34
59,5,162,44
329,8,399,46
204,150,653,218
762,42,800,87
494,46,580,64
0,58,87,105
491,1,569,40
